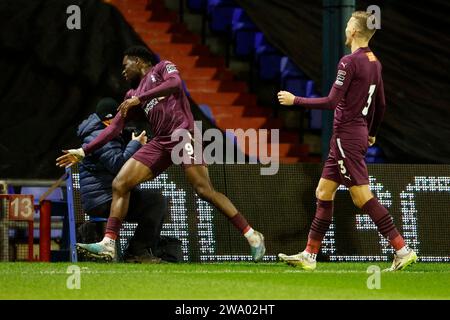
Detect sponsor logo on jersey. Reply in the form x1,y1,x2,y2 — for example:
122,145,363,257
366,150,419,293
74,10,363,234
166,63,178,74
335,70,346,86
143,98,160,116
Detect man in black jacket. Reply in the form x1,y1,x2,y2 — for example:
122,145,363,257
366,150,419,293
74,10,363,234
77,97,167,263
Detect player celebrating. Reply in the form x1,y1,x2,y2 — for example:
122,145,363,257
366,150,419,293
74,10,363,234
57,46,265,262
277,11,417,271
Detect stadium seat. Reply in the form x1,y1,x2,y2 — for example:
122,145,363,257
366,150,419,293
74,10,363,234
254,32,283,81
7,185,15,194
309,109,322,130
187,0,207,12
231,8,258,57
305,80,316,97
280,56,307,96
365,146,385,163
199,104,216,124
365,156,385,163
207,0,237,34
366,145,383,157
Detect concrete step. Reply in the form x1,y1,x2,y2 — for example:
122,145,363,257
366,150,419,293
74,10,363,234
142,33,201,45
191,92,257,106
178,67,233,81
215,117,283,131
208,105,270,118
185,80,248,93
153,55,225,68
132,22,188,35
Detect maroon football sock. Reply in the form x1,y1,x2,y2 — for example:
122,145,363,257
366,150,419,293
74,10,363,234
305,199,333,254
361,197,405,250
228,212,251,234
105,217,122,240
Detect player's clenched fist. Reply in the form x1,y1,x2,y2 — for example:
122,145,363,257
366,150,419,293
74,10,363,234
277,91,295,106
117,96,141,118
56,148,85,168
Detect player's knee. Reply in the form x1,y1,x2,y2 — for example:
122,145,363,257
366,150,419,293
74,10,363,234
316,186,333,200
352,197,365,209
195,184,214,201
112,176,131,195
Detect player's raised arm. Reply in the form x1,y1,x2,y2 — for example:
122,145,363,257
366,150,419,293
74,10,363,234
56,111,125,168
136,62,182,103
278,56,354,109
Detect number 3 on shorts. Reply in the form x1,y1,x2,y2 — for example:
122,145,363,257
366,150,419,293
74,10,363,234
338,160,347,174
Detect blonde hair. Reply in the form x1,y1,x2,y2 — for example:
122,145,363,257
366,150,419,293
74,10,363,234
351,11,376,40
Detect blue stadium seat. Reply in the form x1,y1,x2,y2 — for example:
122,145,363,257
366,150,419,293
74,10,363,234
254,32,283,81
280,57,307,96
207,0,237,33
7,185,15,194
365,156,385,163
199,104,216,124
366,145,382,157
231,8,258,57
309,109,322,130
305,80,316,97
305,81,322,130
365,146,385,163
187,0,207,12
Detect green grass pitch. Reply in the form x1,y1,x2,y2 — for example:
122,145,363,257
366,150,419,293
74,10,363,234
0,262,449,300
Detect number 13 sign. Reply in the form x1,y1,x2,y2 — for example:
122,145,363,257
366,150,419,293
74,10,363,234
1,195,35,221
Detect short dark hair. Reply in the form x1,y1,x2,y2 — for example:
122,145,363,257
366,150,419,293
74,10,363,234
124,46,154,64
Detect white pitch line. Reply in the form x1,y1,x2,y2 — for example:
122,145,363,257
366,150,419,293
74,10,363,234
0,269,446,275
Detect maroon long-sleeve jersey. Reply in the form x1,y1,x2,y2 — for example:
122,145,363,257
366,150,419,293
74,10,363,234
294,47,386,137
83,60,194,154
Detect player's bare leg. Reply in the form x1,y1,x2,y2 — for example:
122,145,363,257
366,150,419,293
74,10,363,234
109,159,154,222
77,159,156,262
184,165,266,262
279,178,339,270
350,185,417,271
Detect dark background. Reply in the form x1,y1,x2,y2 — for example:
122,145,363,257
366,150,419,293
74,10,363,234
1,0,449,179
0,0,211,179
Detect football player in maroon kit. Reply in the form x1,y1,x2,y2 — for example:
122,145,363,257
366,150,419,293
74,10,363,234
57,46,265,262
277,11,417,271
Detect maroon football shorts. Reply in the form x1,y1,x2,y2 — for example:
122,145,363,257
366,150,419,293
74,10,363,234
132,135,205,177
321,134,369,187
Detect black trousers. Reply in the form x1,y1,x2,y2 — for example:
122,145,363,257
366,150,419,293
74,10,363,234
86,188,167,255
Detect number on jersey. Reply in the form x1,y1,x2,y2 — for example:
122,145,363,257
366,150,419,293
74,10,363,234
362,84,376,116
